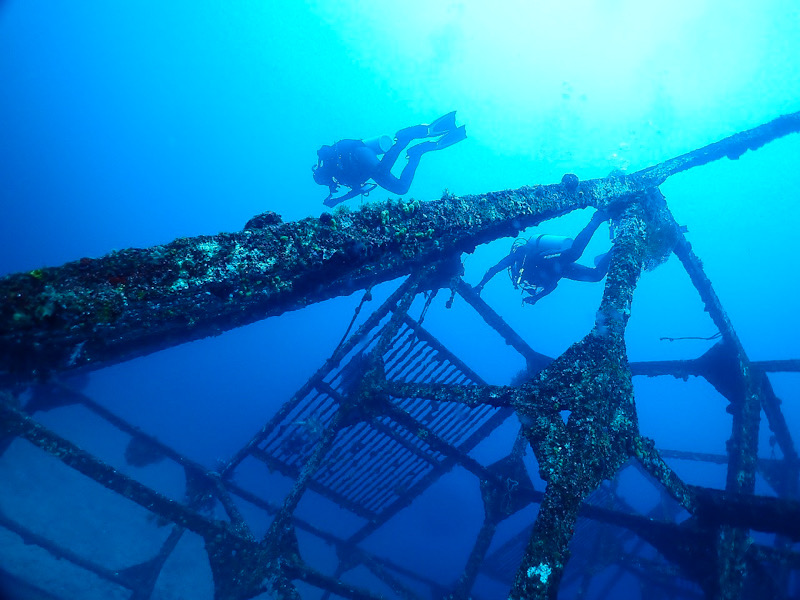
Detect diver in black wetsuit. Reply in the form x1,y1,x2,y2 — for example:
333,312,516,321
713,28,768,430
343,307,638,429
312,112,466,207
475,210,611,305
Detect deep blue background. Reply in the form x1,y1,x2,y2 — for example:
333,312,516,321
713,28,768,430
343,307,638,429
1,2,799,598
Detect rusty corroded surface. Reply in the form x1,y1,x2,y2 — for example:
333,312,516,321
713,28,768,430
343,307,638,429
1,111,799,600
634,111,800,186
506,202,647,599
0,186,596,382
2,110,798,384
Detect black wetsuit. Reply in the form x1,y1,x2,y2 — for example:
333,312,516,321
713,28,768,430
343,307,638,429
325,139,380,190
476,211,611,304
318,125,431,207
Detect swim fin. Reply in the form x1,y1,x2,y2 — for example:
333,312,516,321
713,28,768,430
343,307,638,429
426,111,457,137
406,125,467,159
433,125,467,149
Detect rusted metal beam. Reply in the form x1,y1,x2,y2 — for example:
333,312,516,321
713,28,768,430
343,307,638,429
633,111,800,186
0,188,595,383
2,111,797,385
509,201,651,599
455,278,551,371
692,487,800,541
672,229,762,599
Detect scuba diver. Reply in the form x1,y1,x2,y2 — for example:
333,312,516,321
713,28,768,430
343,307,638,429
475,210,611,305
312,111,467,207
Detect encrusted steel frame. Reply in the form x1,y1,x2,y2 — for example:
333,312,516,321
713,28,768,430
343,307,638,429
1,112,800,600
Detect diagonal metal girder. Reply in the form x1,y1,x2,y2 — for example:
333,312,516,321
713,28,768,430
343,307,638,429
1,112,798,383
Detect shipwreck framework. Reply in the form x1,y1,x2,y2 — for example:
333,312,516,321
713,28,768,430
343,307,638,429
1,112,800,599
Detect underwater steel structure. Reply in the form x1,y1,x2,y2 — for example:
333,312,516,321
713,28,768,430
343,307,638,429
1,112,800,599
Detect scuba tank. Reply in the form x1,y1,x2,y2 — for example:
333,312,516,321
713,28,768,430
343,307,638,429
529,234,573,257
363,135,392,155
508,234,573,290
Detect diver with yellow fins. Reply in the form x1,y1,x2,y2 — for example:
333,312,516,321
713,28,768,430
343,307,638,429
312,111,466,207
475,210,611,305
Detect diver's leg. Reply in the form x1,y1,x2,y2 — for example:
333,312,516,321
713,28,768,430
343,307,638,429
372,151,424,195
379,125,429,171
562,252,611,282
560,211,606,262
372,124,432,194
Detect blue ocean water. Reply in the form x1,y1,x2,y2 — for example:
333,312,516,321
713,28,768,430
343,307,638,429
1,1,799,598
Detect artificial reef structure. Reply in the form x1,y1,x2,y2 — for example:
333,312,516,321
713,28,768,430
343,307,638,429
1,112,799,599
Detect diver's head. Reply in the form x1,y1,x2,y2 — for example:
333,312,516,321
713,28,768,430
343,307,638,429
317,144,336,163
313,145,338,187
312,164,334,187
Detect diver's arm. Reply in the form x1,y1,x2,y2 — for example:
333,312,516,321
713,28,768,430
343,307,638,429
560,210,608,263
522,281,558,305
323,186,362,208
475,254,515,293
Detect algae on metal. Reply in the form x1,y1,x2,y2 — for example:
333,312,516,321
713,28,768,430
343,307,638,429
1,111,800,600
